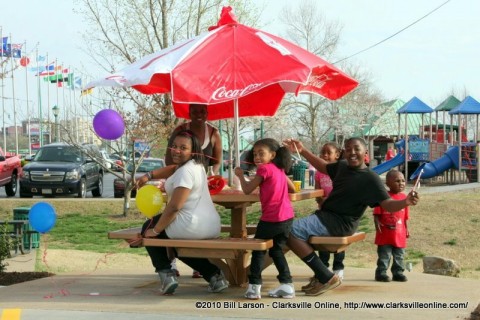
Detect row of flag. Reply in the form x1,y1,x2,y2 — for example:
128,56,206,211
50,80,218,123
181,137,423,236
1,36,22,58
2,35,86,92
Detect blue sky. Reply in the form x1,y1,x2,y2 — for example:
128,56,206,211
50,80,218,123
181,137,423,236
2,0,479,107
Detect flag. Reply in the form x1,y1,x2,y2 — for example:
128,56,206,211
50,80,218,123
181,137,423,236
43,74,69,83
1,37,8,52
70,76,82,90
81,88,93,96
37,55,46,62
11,43,22,58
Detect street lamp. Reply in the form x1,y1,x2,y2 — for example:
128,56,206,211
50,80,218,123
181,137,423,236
52,105,60,142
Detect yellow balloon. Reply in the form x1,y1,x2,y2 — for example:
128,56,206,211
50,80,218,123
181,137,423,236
136,185,164,218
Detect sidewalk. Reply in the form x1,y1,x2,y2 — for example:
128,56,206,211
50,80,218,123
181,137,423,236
2,182,480,319
1,252,479,320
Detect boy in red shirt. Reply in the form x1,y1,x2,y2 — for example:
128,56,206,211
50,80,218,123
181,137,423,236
373,169,410,282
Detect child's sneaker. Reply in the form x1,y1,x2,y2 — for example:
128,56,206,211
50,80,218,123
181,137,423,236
244,283,261,299
158,270,178,295
268,283,295,299
207,272,229,293
334,269,344,281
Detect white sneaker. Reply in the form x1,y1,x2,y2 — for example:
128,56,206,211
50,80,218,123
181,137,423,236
244,283,261,299
207,272,229,293
334,269,344,281
268,283,295,299
158,271,178,295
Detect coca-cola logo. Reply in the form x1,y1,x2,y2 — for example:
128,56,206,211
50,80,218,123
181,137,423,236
306,74,332,88
211,83,263,100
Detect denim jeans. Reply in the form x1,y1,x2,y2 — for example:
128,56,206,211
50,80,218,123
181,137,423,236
376,245,405,276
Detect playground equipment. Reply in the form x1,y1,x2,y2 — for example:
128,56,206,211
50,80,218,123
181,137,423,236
372,96,479,183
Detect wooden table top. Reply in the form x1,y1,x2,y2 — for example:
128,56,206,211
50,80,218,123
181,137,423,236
211,188,323,203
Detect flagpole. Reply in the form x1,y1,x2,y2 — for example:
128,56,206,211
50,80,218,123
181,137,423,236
24,41,32,155
1,27,6,151
45,53,50,144
55,58,60,142
35,47,43,148
10,33,19,155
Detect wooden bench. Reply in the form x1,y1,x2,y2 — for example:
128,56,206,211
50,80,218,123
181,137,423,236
108,227,273,286
220,224,257,235
308,232,366,253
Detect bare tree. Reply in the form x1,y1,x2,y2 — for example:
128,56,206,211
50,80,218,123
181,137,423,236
278,0,385,152
76,0,261,214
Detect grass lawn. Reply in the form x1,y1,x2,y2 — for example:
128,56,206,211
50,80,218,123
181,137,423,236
1,189,480,279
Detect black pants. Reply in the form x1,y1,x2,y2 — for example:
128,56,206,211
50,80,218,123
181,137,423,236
318,251,345,271
249,219,293,285
141,215,221,282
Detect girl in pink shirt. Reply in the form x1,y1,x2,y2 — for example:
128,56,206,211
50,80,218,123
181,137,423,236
235,138,296,300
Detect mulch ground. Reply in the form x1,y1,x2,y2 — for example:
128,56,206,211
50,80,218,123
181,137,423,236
0,272,54,286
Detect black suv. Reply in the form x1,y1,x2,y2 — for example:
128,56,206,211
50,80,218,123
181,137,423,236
19,142,104,198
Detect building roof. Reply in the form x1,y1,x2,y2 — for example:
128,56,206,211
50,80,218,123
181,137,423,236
449,96,480,114
435,95,461,112
397,97,434,114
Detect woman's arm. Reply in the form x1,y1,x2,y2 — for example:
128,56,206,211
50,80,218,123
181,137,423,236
144,186,191,237
211,127,223,174
136,165,177,189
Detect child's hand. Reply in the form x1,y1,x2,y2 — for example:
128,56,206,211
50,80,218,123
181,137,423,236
234,167,243,177
283,138,304,153
406,190,419,206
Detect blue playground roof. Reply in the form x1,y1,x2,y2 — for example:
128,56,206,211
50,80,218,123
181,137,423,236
449,96,480,114
397,97,434,114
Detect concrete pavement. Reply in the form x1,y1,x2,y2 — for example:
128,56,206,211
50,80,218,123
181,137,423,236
1,182,480,319
1,252,479,320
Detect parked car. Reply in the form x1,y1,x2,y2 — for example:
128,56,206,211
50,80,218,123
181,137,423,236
113,158,165,198
98,150,113,170
19,142,104,198
0,147,22,197
109,153,124,171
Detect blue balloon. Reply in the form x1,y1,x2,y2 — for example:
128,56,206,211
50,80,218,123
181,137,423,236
28,202,57,233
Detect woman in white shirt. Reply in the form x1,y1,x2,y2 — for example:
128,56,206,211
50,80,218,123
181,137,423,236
134,130,228,295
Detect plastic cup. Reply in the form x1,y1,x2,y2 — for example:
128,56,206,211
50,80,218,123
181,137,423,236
293,181,302,192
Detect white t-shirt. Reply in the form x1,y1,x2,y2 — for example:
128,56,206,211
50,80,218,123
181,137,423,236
164,160,221,239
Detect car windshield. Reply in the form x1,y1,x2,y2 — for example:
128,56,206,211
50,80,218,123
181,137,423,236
34,146,83,162
127,160,164,172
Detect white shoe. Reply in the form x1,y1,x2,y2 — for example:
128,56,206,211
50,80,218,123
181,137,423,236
244,283,261,299
268,283,295,299
207,272,229,293
334,269,344,281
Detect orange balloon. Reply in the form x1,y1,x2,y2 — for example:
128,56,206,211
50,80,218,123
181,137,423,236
136,185,164,218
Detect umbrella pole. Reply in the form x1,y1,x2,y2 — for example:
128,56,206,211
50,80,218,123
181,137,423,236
233,99,241,190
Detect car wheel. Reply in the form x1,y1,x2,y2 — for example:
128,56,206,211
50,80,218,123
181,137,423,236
77,178,87,198
114,193,122,198
5,173,17,197
92,175,103,197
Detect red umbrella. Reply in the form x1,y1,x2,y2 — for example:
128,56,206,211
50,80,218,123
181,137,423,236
87,6,358,167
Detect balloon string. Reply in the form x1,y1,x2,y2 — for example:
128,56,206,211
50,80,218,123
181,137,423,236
166,147,254,166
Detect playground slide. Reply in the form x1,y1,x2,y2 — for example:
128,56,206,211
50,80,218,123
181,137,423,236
409,146,459,180
372,152,405,175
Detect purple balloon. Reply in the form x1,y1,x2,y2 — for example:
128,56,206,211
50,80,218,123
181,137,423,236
93,109,125,140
